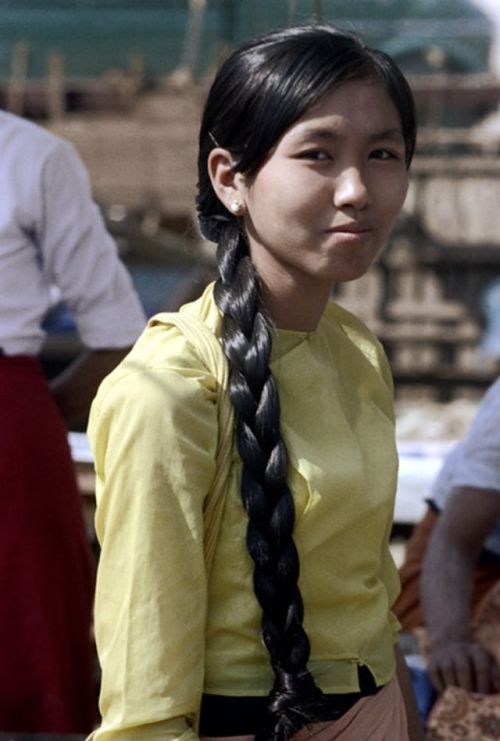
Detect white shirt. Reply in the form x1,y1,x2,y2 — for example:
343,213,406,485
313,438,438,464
432,377,500,555
0,111,146,355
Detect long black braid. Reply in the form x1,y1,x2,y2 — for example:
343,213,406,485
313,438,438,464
196,23,416,741
213,219,324,739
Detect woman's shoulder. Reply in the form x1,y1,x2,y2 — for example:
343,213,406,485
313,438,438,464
92,283,222,413
119,282,221,370
325,299,380,349
323,299,393,388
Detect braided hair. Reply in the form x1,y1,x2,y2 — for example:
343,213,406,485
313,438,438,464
196,25,416,740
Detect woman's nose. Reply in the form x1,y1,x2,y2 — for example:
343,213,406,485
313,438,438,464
333,167,370,210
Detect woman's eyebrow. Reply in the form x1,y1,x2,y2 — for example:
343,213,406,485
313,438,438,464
292,126,341,142
367,127,405,143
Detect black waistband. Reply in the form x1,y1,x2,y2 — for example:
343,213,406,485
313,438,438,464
199,665,381,736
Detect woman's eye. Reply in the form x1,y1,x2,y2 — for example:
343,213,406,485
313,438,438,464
298,149,331,161
370,148,400,161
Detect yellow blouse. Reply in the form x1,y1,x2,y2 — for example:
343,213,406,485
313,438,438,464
88,283,400,740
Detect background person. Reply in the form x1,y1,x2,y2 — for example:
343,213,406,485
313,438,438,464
0,110,146,733
395,377,500,695
88,25,423,740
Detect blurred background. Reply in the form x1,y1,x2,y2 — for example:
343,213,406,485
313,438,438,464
3,0,500,530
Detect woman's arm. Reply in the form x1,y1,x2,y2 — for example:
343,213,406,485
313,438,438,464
89,350,218,739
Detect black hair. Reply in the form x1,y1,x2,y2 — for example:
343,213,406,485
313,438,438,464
196,24,416,741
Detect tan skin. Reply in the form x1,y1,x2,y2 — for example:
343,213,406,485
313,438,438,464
422,486,500,695
50,347,131,430
209,79,410,331
208,79,424,741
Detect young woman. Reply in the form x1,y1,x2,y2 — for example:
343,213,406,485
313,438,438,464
88,25,423,741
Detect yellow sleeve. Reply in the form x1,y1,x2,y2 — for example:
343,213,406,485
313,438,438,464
373,340,400,640
375,338,395,415
88,344,218,739
380,544,402,642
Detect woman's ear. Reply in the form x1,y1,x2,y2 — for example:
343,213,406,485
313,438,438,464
207,148,246,215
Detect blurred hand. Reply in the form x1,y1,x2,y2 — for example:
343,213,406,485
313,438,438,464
428,640,500,695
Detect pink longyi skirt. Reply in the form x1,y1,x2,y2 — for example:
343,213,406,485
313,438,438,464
201,678,409,741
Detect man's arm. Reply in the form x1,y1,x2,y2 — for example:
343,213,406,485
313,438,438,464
39,139,146,428
50,347,130,430
421,486,500,694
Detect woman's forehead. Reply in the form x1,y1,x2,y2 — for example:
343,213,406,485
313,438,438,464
282,80,403,142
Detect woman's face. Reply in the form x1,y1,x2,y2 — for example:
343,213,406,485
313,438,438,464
239,78,410,294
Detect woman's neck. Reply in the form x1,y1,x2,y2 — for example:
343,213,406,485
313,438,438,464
257,270,333,332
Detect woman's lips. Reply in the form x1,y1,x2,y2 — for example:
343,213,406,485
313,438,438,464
326,223,374,234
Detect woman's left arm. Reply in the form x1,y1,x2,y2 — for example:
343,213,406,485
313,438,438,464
395,643,426,741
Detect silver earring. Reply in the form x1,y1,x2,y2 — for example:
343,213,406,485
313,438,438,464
230,200,243,215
